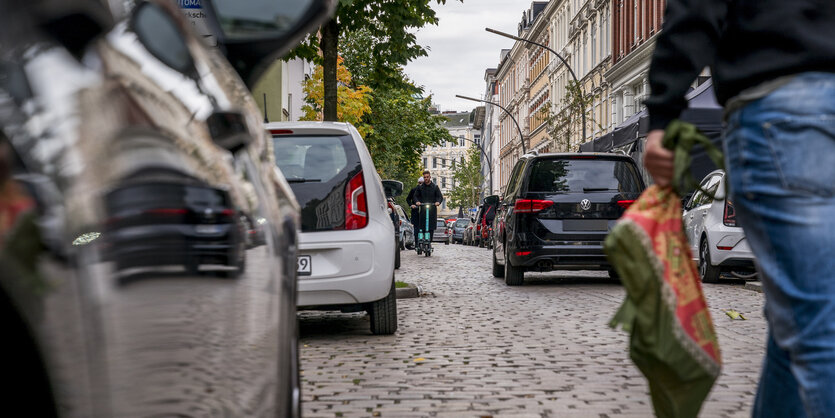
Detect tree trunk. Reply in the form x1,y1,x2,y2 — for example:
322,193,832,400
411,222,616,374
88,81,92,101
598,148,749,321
320,18,339,121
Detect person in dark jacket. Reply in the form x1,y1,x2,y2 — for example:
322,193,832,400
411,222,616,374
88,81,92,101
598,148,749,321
406,176,423,230
643,2,835,415
413,170,443,242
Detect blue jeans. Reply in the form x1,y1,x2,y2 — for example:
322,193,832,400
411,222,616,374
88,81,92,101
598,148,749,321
724,73,835,417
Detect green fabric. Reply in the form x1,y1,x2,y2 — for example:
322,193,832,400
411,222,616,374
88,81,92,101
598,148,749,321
606,222,718,418
605,120,725,417
663,120,726,198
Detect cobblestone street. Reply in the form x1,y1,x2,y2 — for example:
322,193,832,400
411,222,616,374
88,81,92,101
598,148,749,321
299,244,767,417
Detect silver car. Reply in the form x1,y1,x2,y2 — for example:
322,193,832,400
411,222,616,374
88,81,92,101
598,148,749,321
683,170,757,282
268,122,398,335
0,0,334,415
395,204,415,250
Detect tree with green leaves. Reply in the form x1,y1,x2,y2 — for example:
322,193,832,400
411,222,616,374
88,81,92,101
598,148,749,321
447,145,483,211
547,80,600,152
334,27,453,208
288,0,457,121
364,87,452,209
300,56,373,137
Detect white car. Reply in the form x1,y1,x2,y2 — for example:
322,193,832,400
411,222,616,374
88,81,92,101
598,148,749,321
682,170,757,283
267,122,397,334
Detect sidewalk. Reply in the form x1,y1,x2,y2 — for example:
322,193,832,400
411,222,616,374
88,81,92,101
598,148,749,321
744,281,763,293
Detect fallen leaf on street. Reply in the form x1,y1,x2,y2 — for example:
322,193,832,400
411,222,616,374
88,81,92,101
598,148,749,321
725,310,746,320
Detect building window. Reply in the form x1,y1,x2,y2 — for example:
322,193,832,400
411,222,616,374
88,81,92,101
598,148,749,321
583,30,588,75
442,177,447,188
433,157,437,168
423,157,427,168
591,19,597,67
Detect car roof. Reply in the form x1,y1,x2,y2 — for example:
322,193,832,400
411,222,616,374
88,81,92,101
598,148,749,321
521,152,635,161
265,121,354,136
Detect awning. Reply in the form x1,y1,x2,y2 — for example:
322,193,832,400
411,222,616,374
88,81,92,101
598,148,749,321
581,78,723,152
579,78,726,186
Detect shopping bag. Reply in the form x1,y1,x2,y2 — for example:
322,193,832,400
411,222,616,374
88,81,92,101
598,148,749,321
605,120,724,418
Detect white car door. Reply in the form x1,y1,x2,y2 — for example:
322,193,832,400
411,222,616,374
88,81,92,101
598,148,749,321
690,175,722,250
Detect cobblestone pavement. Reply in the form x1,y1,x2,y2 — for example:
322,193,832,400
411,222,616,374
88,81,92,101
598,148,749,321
299,243,766,417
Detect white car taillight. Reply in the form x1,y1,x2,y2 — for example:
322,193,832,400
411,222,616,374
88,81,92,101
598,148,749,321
345,171,367,229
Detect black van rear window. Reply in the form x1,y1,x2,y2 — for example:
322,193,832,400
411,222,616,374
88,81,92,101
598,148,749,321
273,135,362,231
526,158,642,193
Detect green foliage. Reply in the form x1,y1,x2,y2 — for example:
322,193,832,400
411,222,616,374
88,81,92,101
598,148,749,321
332,27,453,208
447,145,483,210
364,87,452,208
287,0,459,115
289,1,457,203
300,57,374,137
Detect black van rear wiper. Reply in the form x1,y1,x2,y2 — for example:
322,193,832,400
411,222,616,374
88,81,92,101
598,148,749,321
287,178,322,183
583,187,613,192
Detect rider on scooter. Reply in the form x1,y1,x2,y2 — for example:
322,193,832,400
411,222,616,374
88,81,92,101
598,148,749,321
412,170,443,245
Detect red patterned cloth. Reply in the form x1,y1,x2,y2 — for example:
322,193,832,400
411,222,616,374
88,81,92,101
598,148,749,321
606,185,721,418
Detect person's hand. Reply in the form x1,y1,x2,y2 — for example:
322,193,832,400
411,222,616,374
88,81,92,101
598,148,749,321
644,129,674,187
434,202,440,206
415,201,421,206
410,205,416,209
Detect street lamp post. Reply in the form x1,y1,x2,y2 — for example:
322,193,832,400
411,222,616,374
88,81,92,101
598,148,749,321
456,94,526,155
485,27,587,145
457,94,525,198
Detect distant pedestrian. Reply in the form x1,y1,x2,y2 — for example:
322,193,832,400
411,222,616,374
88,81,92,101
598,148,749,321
643,1,835,416
406,176,423,229
413,170,443,242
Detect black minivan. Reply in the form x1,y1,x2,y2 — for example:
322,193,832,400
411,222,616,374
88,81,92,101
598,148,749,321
492,153,646,285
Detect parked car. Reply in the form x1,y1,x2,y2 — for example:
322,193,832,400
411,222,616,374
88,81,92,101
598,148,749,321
493,153,646,285
384,187,402,270
433,219,449,243
0,0,333,415
471,206,485,246
268,121,398,335
395,204,415,250
683,170,756,282
463,215,476,245
476,196,499,248
451,218,471,244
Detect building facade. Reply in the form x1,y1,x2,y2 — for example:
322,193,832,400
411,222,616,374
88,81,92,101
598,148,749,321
496,2,548,195
252,57,314,123
549,0,613,151
606,0,666,128
482,68,502,196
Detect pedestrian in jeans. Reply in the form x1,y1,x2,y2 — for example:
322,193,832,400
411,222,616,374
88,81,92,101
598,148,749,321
643,1,835,416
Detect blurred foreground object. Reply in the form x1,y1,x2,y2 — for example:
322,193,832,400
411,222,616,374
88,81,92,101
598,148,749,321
606,120,724,418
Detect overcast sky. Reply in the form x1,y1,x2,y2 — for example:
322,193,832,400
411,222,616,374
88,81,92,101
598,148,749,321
404,0,534,113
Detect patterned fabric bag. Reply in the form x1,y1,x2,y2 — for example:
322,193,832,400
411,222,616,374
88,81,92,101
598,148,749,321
605,120,724,418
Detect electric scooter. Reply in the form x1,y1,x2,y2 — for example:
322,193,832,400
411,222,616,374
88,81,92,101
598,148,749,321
416,204,433,257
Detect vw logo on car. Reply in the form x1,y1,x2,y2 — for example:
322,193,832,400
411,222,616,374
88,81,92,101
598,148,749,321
580,199,592,211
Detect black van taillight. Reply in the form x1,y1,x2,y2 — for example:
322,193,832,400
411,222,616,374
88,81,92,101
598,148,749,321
723,200,736,227
616,200,635,209
345,171,368,229
514,199,554,213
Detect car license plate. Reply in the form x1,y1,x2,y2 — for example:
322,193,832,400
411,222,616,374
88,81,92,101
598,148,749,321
195,224,222,234
563,219,608,231
297,255,312,276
